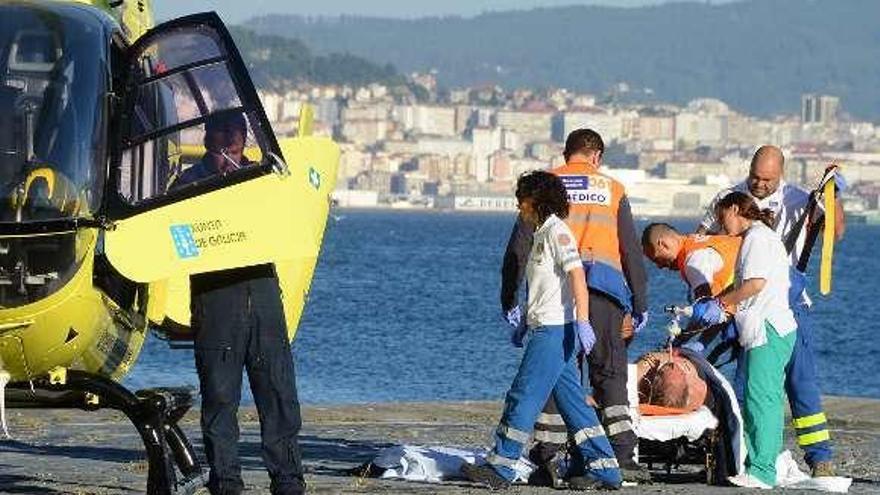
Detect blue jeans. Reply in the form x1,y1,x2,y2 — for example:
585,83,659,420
733,307,832,467
486,323,621,486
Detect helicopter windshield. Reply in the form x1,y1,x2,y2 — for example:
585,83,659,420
0,3,110,223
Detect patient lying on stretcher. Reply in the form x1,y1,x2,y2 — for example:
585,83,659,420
636,350,714,415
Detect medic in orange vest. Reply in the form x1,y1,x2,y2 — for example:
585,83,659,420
642,222,742,353
642,222,741,300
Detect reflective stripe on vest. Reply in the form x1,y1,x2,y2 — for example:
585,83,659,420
675,234,742,296
552,160,631,310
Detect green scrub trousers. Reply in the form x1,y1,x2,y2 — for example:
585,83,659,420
742,320,796,486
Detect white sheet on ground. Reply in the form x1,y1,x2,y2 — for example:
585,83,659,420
776,450,852,493
372,445,534,483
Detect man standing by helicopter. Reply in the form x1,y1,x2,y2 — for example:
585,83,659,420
174,113,306,495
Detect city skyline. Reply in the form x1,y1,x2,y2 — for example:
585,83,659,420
157,0,740,23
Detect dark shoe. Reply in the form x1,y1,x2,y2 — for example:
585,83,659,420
461,462,511,490
270,476,306,494
528,460,564,488
620,462,652,484
811,460,836,478
207,479,244,495
208,487,242,495
568,475,620,491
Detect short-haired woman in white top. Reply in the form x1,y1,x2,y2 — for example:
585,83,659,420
692,191,798,489
460,171,622,491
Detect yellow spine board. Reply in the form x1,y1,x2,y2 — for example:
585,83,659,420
820,179,835,295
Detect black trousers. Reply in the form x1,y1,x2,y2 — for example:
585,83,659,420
192,269,304,495
533,292,637,466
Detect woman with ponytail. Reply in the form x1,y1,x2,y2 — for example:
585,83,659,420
692,190,798,489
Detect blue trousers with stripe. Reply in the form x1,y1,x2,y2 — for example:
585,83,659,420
488,323,622,486
786,306,833,466
733,306,832,467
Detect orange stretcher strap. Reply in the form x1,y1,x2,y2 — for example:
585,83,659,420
639,404,694,416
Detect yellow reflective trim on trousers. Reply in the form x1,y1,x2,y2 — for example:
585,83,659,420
798,430,831,446
792,412,828,430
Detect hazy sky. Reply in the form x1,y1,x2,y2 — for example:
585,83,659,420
158,0,739,24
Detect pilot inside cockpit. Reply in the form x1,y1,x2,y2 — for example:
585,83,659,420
175,112,253,186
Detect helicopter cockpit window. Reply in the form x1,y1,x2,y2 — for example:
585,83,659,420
0,4,112,308
118,25,274,205
0,4,109,222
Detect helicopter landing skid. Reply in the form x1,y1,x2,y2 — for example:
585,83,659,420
8,370,204,495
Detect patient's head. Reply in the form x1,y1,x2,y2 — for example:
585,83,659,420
652,363,690,409
636,351,708,413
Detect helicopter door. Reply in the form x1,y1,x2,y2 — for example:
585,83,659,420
103,13,319,283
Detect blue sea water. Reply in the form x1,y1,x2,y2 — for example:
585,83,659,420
124,210,880,404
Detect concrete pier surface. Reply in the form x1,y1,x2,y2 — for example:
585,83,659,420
1,397,879,494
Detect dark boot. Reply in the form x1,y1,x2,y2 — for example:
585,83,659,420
619,461,652,484
461,463,511,490
568,475,621,491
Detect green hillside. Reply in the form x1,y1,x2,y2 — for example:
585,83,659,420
245,0,880,120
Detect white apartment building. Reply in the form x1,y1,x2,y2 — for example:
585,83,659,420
496,109,554,143
472,127,503,183
393,105,457,136
674,113,728,148
563,110,625,142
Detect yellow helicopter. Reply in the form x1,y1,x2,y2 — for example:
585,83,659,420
0,1,339,493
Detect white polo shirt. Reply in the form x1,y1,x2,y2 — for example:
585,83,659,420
525,214,583,328
733,222,798,350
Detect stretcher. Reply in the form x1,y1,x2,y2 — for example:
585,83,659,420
627,354,744,485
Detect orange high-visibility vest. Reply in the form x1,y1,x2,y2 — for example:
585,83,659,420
552,159,631,310
674,234,742,296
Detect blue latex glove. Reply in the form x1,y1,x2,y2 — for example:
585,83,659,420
576,320,596,355
681,341,705,355
691,298,727,327
721,321,738,343
633,311,649,335
505,306,527,348
504,306,522,329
